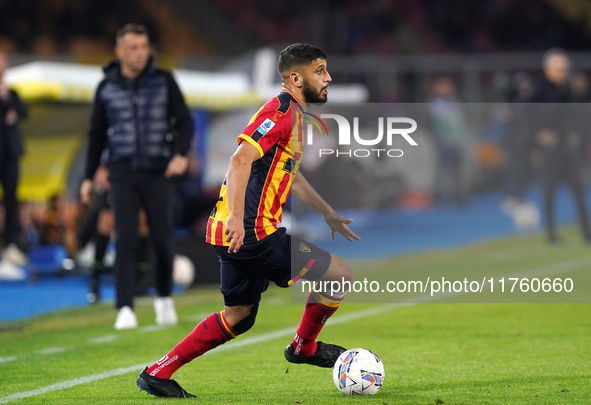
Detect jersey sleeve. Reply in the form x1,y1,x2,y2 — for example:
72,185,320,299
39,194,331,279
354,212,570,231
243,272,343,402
238,107,289,157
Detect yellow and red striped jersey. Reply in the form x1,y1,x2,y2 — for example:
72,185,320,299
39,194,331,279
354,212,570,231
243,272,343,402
206,91,305,246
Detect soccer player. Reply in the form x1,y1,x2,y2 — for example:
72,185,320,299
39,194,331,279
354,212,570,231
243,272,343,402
137,43,360,398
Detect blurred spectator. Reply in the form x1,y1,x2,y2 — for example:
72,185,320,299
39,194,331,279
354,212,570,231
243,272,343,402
217,0,591,56
76,166,151,304
38,194,65,245
0,51,28,265
571,71,590,102
528,48,591,244
503,71,534,204
0,0,159,54
428,76,469,206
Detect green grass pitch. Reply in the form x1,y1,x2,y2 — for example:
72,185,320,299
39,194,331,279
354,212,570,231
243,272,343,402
1,227,590,404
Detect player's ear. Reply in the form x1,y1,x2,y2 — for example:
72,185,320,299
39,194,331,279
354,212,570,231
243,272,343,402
291,71,304,89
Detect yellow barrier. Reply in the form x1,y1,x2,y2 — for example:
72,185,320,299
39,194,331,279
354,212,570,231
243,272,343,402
11,81,260,112
16,134,84,202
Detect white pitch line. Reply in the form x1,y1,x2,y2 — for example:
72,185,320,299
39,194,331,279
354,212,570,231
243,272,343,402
35,347,72,355
87,335,117,344
204,302,412,356
139,325,170,333
0,357,16,364
187,312,211,322
0,303,405,404
1,254,589,403
0,362,149,404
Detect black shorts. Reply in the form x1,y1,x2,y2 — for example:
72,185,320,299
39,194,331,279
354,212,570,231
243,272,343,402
212,228,331,306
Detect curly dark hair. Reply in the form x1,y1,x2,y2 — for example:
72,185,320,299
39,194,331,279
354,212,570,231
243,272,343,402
277,43,326,75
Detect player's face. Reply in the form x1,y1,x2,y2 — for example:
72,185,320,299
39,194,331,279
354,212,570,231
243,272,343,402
302,59,331,105
115,33,151,76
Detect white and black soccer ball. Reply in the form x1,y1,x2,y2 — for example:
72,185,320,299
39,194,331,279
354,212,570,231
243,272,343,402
332,348,385,395
511,202,540,233
173,255,195,287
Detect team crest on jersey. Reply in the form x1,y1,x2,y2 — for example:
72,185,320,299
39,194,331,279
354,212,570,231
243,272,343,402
257,118,276,135
299,242,311,253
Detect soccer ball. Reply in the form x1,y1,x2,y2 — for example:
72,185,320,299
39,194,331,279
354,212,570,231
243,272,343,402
511,202,540,233
173,255,195,286
332,348,385,395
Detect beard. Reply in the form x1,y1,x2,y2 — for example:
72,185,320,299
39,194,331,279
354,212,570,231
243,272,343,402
302,79,328,105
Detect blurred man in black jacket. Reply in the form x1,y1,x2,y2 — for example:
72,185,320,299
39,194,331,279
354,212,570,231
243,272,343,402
81,24,193,329
529,48,591,244
0,52,28,265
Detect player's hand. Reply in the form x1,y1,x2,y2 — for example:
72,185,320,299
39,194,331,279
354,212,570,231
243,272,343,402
165,155,190,178
80,179,94,205
225,214,245,253
323,211,361,242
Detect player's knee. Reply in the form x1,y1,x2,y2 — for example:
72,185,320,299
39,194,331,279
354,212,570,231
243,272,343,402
342,264,354,285
229,303,259,334
334,256,354,284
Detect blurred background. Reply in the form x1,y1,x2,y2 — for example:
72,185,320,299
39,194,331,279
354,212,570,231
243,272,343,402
2,0,591,318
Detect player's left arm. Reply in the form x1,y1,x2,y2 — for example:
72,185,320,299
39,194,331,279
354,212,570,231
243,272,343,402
291,172,360,242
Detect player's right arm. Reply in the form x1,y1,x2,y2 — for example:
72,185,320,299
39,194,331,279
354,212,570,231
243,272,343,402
224,141,261,253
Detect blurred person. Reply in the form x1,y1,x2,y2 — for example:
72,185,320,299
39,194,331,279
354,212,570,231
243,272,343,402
38,194,65,245
76,166,151,304
503,71,534,207
135,44,359,398
570,71,591,163
528,48,591,244
80,24,193,329
571,71,590,103
0,51,28,265
428,76,469,206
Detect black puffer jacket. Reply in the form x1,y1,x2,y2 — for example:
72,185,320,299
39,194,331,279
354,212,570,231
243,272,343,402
84,58,193,179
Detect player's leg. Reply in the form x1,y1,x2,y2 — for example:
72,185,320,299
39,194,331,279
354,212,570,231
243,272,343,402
252,230,349,368
144,257,263,380
143,303,257,378
136,304,257,399
138,251,264,398
286,241,353,367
